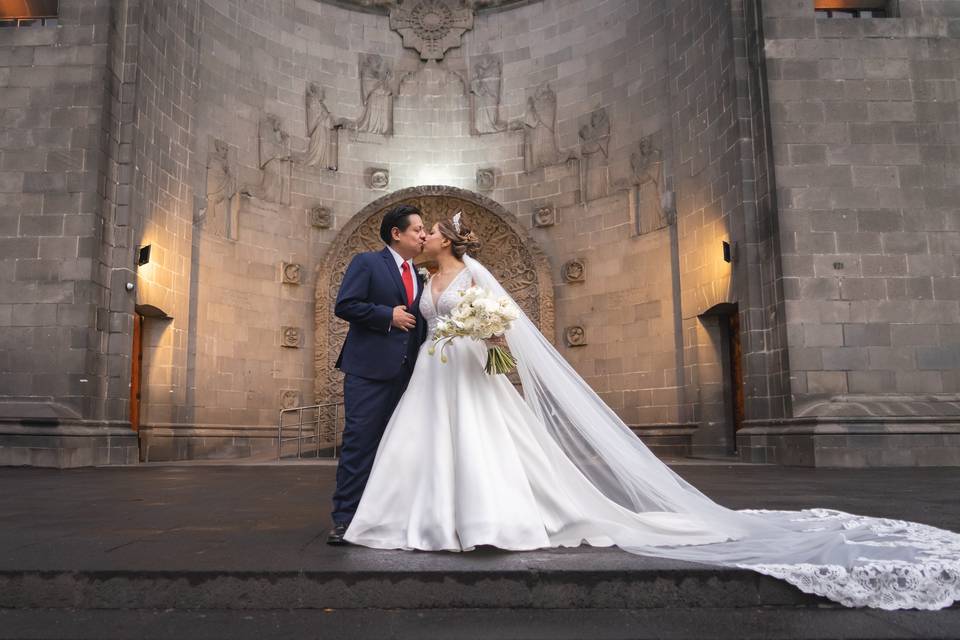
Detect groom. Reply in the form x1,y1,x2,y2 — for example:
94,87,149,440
327,204,428,545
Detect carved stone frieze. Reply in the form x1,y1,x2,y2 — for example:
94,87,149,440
315,186,555,406
282,262,302,285
355,54,395,135
564,326,587,347
389,0,473,61
470,55,504,135
562,259,585,283
631,134,673,234
203,138,239,240
301,82,347,171
243,114,293,206
578,108,611,202
509,83,561,173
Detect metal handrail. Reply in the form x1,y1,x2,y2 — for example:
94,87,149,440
277,402,343,461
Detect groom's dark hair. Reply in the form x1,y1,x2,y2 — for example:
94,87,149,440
379,204,422,245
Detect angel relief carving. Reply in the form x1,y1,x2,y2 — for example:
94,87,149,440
355,54,395,136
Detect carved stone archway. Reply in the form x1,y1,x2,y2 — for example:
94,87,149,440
314,185,555,404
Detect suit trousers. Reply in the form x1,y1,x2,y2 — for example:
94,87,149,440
331,361,413,525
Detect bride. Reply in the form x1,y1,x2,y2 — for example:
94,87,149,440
344,213,960,611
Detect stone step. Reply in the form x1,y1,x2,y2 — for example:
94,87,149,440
2,606,959,640
0,565,878,611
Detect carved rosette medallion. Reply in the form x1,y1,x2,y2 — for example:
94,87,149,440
368,168,390,190
562,259,585,283
282,262,302,285
476,168,495,191
389,0,474,61
564,326,587,347
315,186,555,406
533,205,556,228
280,390,301,409
310,206,332,229
281,326,302,348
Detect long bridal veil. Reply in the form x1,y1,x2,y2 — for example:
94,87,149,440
464,255,959,610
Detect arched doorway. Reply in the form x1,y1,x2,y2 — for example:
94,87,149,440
314,185,555,405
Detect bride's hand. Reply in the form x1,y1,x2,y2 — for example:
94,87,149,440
484,335,507,348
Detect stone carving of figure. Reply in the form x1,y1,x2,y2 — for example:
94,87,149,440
355,54,395,136
510,84,560,172
204,139,239,239
470,55,504,135
246,114,293,206
578,108,611,202
301,83,345,171
630,134,673,233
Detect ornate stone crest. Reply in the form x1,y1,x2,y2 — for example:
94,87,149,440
281,326,302,348
564,326,587,347
476,168,495,191
282,262,302,285
389,0,474,61
368,168,390,189
561,259,585,283
310,205,332,229
280,390,301,410
533,205,556,228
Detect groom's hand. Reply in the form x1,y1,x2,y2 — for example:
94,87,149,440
391,305,416,332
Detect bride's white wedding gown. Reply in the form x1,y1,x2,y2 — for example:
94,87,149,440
345,258,960,610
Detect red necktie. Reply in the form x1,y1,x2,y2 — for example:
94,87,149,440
401,261,414,307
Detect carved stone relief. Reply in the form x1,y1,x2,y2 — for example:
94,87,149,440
301,82,346,171
280,390,301,409
564,326,587,347
310,205,333,229
355,54,395,135
533,204,556,228
510,84,561,173
368,168,390,190
476,168,495,191
203,138,239,240
244,114,292,206
389,0,474,61
630,134,674,234
470,55,504,135
315,186,555,405
282,262,302,285
562,259,585,283
578,108,611,202
281,326,302,348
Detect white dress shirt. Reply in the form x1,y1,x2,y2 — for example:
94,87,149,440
385,244,418,298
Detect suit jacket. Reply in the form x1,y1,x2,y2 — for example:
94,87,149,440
334,247,427,380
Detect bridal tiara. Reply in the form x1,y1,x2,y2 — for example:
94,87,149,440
452,211,462,234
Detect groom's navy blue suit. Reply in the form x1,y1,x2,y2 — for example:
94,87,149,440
332,246,427,525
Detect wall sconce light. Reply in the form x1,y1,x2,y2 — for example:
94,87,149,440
137,245,152,266
722,241,732,263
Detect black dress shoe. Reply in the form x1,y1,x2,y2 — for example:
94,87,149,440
326,523,349,546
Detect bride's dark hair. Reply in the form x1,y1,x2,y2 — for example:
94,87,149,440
437,215,481,259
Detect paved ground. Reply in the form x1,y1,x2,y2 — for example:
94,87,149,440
0,463,958,639
1,462,958,573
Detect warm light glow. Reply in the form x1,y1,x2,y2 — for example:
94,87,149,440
0,0,58,19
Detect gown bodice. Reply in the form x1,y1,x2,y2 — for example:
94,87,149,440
420,267,472,336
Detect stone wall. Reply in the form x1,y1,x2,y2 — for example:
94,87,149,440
0,0,138,466
739,0,960,465
128,0,706,460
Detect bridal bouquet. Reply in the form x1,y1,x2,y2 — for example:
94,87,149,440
428,286,520,375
